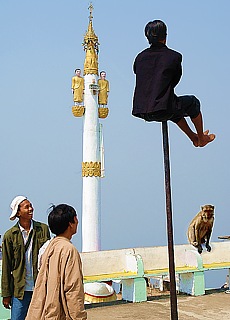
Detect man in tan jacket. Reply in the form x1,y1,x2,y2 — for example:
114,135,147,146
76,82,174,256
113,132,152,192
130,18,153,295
25,204,87,320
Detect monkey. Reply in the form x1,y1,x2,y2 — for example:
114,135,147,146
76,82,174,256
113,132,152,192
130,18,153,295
187,205,214,254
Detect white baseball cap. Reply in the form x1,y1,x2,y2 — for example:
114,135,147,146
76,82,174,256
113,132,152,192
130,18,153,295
10,196,27,221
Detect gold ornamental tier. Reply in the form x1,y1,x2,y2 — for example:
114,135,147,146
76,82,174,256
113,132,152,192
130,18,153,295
72,106,85,117
83,4,99,75
82,161,101,177
98,107,109,118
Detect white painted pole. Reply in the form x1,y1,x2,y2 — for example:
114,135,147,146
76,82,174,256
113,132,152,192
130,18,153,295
82,74,101,252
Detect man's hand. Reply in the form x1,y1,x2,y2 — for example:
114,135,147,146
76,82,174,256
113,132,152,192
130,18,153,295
3,296,11,309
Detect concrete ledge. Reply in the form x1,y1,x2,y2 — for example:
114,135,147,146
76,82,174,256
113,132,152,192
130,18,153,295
1,241,230,310
84,271,138,282
80,242,230,301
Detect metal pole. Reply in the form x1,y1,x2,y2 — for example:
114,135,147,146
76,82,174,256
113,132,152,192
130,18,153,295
162,121,178,320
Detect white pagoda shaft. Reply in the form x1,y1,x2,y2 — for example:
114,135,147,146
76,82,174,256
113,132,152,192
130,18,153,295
82,74,101,252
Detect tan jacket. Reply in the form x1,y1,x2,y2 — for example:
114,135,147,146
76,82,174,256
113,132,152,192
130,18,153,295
25,236,87,320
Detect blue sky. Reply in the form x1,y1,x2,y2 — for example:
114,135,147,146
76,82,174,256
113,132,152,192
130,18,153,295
0,1,229,286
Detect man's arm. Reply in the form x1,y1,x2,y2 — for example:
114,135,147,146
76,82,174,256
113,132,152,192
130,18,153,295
64,250,87,319
44,224,51,241
1,235,13,301
172,55,182,88
133,59,137,74
2,297,11,309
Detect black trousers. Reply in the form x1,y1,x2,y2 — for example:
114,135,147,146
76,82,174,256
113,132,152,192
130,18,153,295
142,95,200,123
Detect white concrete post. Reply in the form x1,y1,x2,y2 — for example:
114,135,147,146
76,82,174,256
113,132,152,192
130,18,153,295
82,74,101,252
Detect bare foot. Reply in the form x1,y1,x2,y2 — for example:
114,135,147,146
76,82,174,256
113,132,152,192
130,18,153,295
189,132,199,147
198,132,216,147
192,135,199,147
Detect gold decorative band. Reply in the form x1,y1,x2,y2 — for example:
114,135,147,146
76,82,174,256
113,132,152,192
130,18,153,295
72,106,85,117
82,161,101,177
98,107,109,119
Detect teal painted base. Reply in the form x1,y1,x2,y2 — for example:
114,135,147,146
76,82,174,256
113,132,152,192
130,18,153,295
179,271,205,296
193,271,205,296
122,277,147,302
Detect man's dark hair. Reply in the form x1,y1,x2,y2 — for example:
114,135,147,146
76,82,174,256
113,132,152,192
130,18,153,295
145,20,167,44
48,204,77,235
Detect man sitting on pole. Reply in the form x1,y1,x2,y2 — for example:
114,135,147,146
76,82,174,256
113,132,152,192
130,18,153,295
132,19,215,147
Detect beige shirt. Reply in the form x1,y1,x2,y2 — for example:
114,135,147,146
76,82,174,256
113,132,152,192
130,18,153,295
25,236,87,320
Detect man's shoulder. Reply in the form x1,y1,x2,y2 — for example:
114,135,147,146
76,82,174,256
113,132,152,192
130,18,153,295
154,45,182,60
135,47,151,58
51,237,78,255
3,223,19,238
135,45,182,60
166,46,182,59
33,220,49,230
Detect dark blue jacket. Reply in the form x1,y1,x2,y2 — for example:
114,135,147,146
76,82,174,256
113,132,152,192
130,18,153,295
132,42,182,120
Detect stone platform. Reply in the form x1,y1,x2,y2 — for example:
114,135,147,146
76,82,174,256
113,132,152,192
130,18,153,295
86,290,230,320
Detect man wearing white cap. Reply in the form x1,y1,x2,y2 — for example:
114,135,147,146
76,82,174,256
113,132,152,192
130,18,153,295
1,196,50,320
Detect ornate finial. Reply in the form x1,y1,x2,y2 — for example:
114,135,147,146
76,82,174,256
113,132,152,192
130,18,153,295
83,3,99,75
88,2,93,22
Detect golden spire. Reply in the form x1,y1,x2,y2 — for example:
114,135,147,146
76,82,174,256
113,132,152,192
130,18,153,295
83,3,99,75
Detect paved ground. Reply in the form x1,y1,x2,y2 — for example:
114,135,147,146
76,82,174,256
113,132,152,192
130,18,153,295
86,291,230,320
